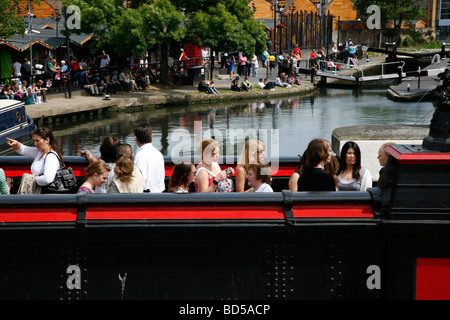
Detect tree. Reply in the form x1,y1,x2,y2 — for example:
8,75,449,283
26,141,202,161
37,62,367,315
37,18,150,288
353,0,424,44
0,0,26,38
176,0,267,57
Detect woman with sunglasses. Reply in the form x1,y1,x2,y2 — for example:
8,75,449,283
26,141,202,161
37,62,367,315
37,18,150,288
168,162,196,193
235,139,266,192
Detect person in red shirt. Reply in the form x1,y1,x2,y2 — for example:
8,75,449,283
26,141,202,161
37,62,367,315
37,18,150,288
178,49,189,72
70,57,81,86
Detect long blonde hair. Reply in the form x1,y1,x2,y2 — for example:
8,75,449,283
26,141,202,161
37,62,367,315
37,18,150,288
238,139,265,169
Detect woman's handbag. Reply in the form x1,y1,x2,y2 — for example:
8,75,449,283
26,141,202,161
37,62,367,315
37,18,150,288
42,152,78,193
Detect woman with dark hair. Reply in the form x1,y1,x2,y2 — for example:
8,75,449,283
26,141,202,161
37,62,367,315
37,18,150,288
80,136,121,193
337,141,372,191
168,162,196,193
6,127,63,190
297,138,336,192
247,163,273,192
107,144,145,193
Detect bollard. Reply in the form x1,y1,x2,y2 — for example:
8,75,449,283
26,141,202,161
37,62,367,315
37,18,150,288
418,67,421,89
407,83,410,92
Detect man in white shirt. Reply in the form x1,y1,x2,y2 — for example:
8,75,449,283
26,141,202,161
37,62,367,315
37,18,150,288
12,60,22,82
134,123,165,192
99,50,110,76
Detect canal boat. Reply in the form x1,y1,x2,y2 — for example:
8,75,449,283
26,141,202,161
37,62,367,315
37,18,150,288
0,69,449,300
0,100,36,154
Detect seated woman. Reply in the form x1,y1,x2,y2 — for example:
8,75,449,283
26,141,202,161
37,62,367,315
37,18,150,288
0,84,14,99
78,161,111,193
275,73,292,88
0,168,12,194
231,78,241,91
241,77,252,91
235,139,265,192
80,136,121,193
288,151,306,192
247,163,273,192
297,138,336,192
337,141,372,191
195,139,234,192
287,71,300,86
198,79,212,93
107,144,145,193
6,128,63,193
168,162,196,193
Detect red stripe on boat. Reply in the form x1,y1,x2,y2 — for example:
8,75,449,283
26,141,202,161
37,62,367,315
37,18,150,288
387,146,450,165
86,205,285,220
293,204,374,218
416,258,450,300
0,208,77,222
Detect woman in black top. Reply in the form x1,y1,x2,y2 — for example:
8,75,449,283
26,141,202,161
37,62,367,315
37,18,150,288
297,138,336,191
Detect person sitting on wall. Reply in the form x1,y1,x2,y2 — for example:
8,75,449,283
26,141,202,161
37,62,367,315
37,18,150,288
198,79,213,93
231,77,241,91
241,77,252,91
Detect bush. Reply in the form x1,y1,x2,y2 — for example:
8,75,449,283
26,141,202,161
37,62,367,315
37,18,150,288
425,39,443,49
403,37,413,47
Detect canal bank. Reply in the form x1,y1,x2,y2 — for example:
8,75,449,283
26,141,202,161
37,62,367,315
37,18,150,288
26,79,316,125
26,54,391,124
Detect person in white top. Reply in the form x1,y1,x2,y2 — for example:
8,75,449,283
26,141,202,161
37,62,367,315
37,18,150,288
247,163,273,193
195,139,234,193
337,141,372,191
6,127,61,187
133,123,165,192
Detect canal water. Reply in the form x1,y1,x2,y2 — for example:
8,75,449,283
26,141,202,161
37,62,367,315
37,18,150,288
41,87,434,159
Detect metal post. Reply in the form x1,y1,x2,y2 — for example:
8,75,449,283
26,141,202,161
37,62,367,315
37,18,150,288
418,66,421,89
274,1,277,53
210,51,214,81
64,6,72,98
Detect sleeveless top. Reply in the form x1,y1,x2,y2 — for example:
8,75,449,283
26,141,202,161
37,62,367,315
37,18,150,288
194,163,220,192
338,168,366,191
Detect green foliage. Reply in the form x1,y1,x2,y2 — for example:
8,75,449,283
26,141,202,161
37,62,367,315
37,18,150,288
0,0,26,37
63,0,267,56
402,36,413,47
353,0,424,43
425,39,443,49
185,0,267,56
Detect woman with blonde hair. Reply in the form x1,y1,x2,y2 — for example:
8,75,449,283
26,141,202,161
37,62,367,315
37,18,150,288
107,144,145,193
78,161,111,193
195,139,234,192
236,139,266,192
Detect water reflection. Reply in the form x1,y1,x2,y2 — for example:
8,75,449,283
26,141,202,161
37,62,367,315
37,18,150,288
29,88,433,158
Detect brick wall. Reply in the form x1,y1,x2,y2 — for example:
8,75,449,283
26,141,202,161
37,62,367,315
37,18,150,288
250,0,356,21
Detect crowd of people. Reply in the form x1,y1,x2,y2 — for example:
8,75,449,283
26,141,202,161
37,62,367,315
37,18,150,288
1,124,393,195
3,51,158,102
